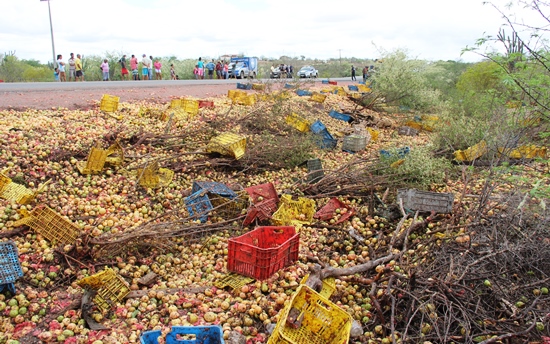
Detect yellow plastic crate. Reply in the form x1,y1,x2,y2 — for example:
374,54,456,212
0,170,49,205
77,268,130,313
100,94,119,113
228,90,247,100
104,141,125,166
252,83,266,91
267,285,352,344
404,120,423,131
299,274,336,299
310,93,327,103
367,128,380,142
421,115,439,122
136,161,174,188
214,273,255,290
77,146,109,175
206,132,247,160
169,98,182,108
333,86,346,96
182,99,199,117
12,205,79,245
271,195,316,226
357,84,371,93
499,145,547,159
285,113,311,133
454,140,488,162
233,94,256,106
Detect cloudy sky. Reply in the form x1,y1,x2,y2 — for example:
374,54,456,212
0,0,540,64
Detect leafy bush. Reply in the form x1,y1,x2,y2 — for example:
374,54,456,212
378,144,453,189
370,49,442,111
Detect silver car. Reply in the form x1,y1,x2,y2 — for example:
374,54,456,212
298,66,318,78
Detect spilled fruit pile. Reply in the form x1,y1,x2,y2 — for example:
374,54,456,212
0,81,549,343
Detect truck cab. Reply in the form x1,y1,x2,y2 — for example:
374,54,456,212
229,57,258,79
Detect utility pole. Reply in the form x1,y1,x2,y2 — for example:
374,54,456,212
338,49,342,65
41,0,56,68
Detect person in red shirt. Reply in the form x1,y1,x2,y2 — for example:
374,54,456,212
130,54,139,80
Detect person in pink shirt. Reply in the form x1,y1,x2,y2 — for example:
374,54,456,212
193,65,200,80
153,60,162,80
130,54,139,80
100,59,110,81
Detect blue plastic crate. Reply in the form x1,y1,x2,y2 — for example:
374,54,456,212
0,241,23,294
328,110,352,123
380,146,411,159
191,181,237,199
284,83,293,89
141,325,225,344
236,83,252,90
296,89,312,96
348,85,359,91
184,191,213,223
322,79,330,84
358,81,366,85
314,129,337,150
310,120,327,134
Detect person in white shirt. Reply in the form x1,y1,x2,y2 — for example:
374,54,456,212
141,54,151,80
56,54,66,82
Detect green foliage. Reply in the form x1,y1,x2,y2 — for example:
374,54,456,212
379,144,452,189
370,49,442,111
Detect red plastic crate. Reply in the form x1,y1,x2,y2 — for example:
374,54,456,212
328,81,338,85
227,226,299,280
314,198,356,224
245,183,279,204
198,100,215,108
243,198,278,226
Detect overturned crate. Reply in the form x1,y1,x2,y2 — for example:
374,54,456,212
77,141,125,175
272,195,316,226
306,159,324,184
397,188,454,214
100,94,119,113
285,113,311,133
268,284,352,344
136,160,174,188
243,183,280,225
309,93,327,103
12,205,80,245
191,181,246,219
233,94,256,106
77,268,130,313
141,325,225,344
342,134,370,153
0,170,49,205
0,241,24,295
206,132,246,160
314,198,356,225
454,140,488,162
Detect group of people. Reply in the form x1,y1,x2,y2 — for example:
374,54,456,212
54,53,84,81
270,64,293,78
117,54,172,81
194,58,230,80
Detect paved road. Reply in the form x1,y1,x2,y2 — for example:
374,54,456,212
0,77,351,92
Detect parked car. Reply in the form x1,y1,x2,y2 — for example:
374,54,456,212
298,66,318,78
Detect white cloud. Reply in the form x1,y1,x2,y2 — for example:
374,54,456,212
0,0,543,64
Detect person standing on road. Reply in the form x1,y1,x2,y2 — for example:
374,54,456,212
193,64,200,79
154,59,162,80
170,64,176,80
362,66,368,82
68,53,76,81
351,65,357,81
215,61,222,79
100,59,110,81
149,56,154,80
223,61,229,79
119,55,129,80
197,57,204,79
205,59,215,79
75,54,83,81
57,55,66,82
54,67,59,82
141,54,151,80
130,54,139,80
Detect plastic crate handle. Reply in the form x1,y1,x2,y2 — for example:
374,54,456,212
271,228,285,235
